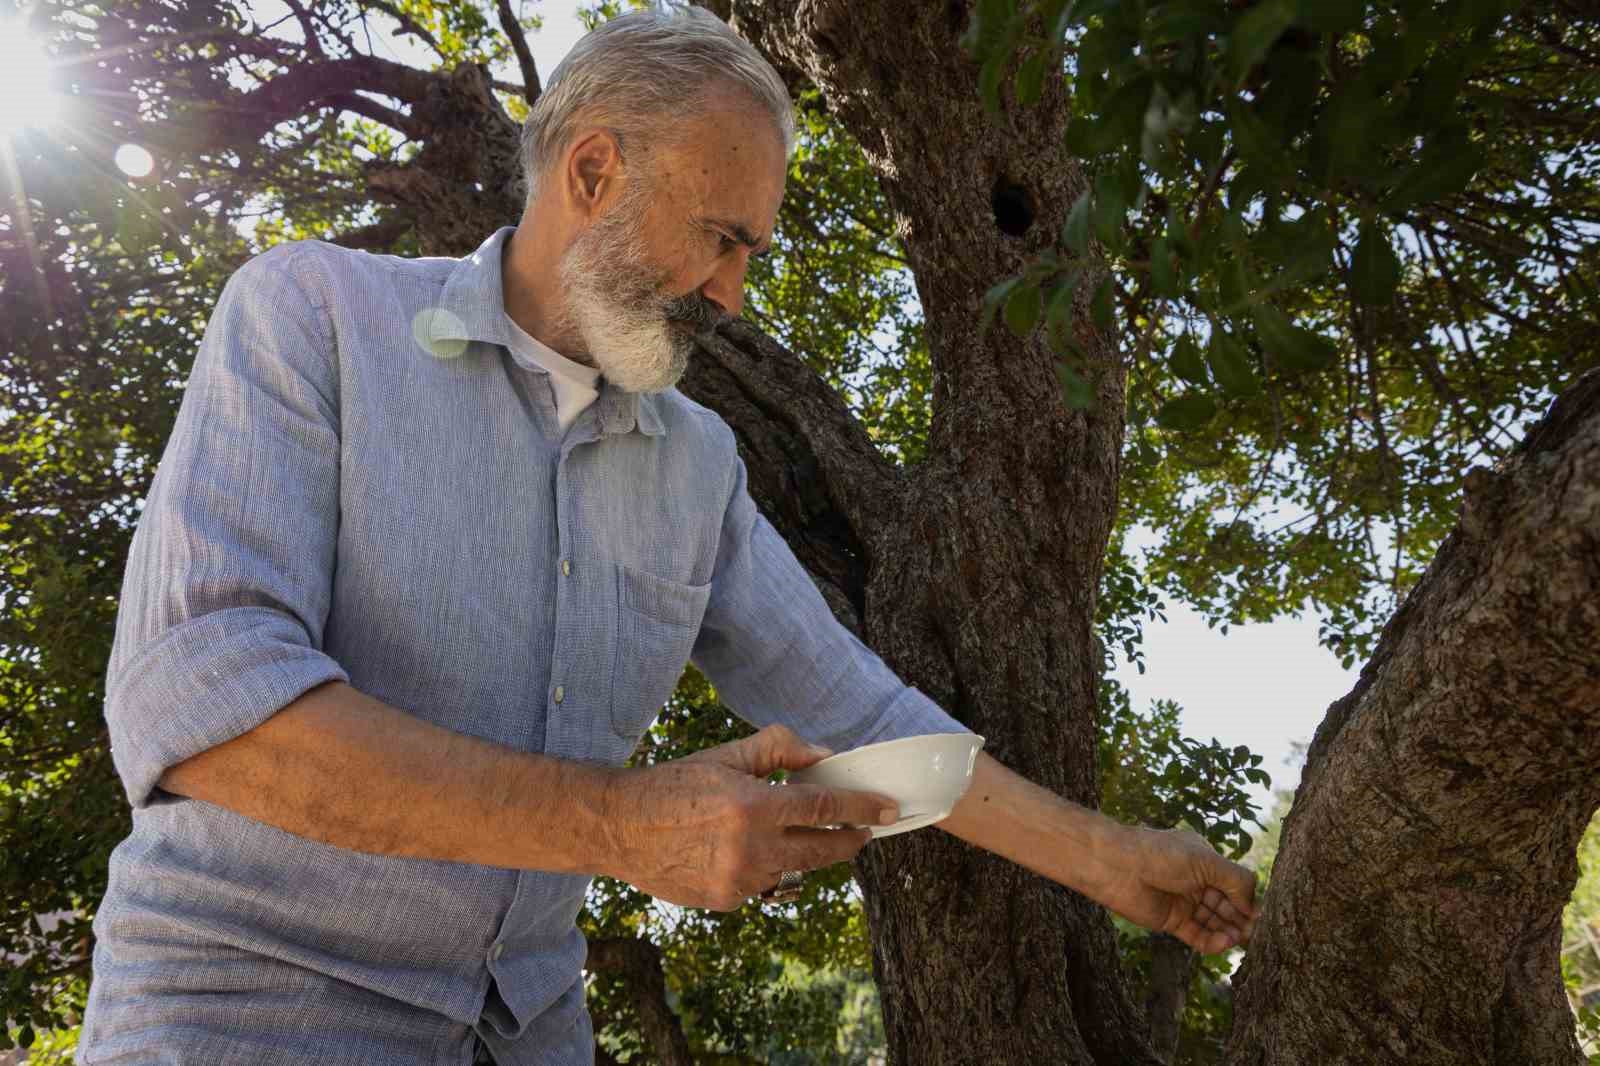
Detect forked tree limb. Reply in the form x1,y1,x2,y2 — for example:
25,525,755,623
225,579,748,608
1227,368,1600,1065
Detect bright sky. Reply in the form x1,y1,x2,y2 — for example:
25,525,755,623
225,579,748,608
257,0,1357,825
1112,522,1354,823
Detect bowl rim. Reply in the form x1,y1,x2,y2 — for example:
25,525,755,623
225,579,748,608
803,730,985,769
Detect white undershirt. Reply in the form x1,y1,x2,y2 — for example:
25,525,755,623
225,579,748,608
502,312,602,434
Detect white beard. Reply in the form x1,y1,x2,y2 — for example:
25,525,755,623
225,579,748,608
555,192,697,395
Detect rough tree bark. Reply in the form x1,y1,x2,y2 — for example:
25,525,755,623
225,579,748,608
716,3,1163,1064
1225,369,1600,1066
584,938,694,1066
1146,934,1201,1063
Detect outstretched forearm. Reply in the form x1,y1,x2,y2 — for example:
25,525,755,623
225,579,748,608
937,751,1133,901
158,680,615,873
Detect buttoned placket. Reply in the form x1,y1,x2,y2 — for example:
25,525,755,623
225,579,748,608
545,403,605,759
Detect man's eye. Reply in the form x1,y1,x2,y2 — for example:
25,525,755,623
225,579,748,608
718,234,739,253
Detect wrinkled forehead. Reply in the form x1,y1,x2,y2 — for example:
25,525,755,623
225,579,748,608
663,96,787,224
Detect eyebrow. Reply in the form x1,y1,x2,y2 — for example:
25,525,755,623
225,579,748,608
699,216,773,258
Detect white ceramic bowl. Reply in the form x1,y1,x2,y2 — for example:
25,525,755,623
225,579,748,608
787,732,986,838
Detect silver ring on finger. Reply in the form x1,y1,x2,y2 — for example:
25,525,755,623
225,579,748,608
757,869,805,905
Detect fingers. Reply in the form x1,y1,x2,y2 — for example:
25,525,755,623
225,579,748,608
1188,886,1255,949
708,724,833,777
774,781,897,831
779,825,874,871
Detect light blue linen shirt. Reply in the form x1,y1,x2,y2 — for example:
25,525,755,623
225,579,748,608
80,225,971,1065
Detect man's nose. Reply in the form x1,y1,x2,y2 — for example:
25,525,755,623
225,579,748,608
701,258,748,319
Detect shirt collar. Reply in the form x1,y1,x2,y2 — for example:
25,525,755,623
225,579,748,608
419,225,665,439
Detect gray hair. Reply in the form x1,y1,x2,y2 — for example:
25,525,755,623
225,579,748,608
519,4,796,204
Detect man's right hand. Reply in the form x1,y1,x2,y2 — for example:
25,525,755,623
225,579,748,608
598,724,898,911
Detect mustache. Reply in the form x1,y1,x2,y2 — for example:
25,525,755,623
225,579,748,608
662,292,731,333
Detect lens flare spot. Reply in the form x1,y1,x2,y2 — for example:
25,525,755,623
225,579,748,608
114,144,155,178
413,306,467,358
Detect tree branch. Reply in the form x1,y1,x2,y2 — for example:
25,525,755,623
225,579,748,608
282,0,326,60
328,217,412,250
584,938,693,1066
326,91,425,138
495,0,542,104
178,54,436,152
1228,367,1600,1061
363,0,444,56
678,318,906,630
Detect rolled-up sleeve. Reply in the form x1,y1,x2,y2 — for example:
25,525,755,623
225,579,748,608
105,242,349,810
690,440,972,754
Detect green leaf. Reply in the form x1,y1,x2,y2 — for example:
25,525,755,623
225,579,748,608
1206,331,1260,396
1092,170,1128,246
1297,0,1367,33
1156,394,1218,431
1384,138,1484,211
1045,271,1080,352
1064,113,1109,158
1256,214,1336,295
1218,255,1250,310
1229,101,1293,183
1090,274,1115,332
1004,280,1044,336
1101,74,1154,150
1055,361,1095,409
1150,236,1178,298
981,277,1020,334
1170,333,1209,386
1147,0,1226,44
1252,304,1339,371
1063,190,1092,255
1225,0,1296,84
1350,220,1401,305
1016,50,1053,107
980,54,1007,115
1413,53,1470,122
962,0,1014,58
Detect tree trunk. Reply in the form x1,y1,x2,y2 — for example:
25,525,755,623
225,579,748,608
585,938,694,1066
1146,934,1200,1063
722,3,1159,1064
1225,368,1600,1066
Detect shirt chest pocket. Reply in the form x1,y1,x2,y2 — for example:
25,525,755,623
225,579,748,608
610,563,711,750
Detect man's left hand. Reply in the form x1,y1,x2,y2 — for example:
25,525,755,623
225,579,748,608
1092,825,1261,955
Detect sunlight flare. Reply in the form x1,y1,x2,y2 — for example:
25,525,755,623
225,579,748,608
0,17,61,136
113,143,154,178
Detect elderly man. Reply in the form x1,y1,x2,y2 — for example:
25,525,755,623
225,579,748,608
79,5,1259,1064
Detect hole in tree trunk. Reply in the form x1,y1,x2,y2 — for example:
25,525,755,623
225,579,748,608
991,178,1036,237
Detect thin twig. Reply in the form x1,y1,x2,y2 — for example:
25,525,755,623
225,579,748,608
495,0,542,103
364,0,444,55
283,0,326,60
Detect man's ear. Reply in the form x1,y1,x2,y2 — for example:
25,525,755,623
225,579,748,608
564,129,624,220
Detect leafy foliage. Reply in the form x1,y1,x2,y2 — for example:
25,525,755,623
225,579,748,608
966,0,1600,665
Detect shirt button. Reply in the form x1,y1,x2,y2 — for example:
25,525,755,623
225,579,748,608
554,685,565,704
562,559,571,576
490,943,504,961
